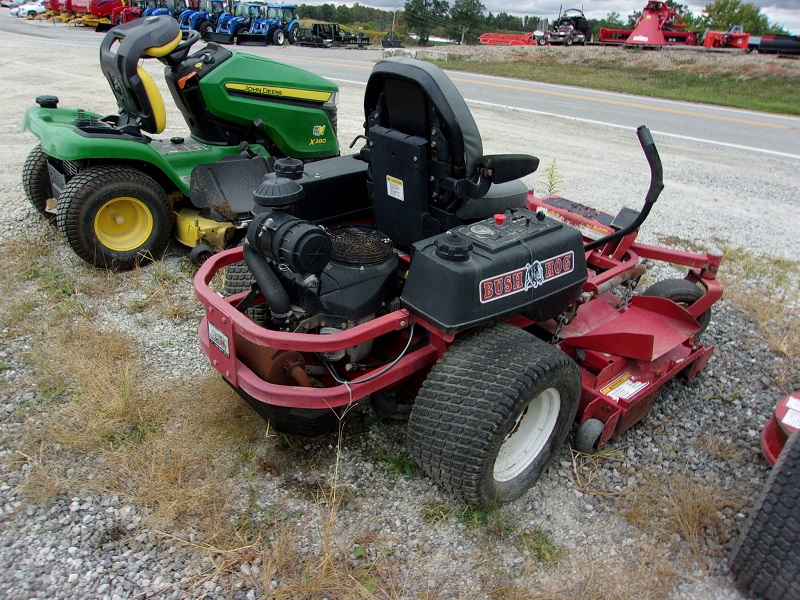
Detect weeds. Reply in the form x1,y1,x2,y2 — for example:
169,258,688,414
376,448,418,477
540,159,563,195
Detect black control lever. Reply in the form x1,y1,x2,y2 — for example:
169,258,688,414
584,125,663,251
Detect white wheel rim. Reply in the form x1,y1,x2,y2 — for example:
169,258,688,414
493,388,561,483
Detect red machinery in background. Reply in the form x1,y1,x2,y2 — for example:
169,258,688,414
702,25,750,50
599,1,698,46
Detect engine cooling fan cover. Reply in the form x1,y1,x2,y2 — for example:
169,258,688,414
329,226,393,266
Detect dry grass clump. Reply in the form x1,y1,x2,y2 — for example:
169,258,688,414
621,469,736,565
16,321,265,529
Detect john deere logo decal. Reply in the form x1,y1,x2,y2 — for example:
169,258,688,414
479,251,575,303
224,83,332,103
313,125,326,136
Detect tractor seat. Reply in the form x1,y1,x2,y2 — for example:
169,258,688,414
362,57,538,247
99,16,183,134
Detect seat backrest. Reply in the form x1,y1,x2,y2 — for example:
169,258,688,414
99,15,182,134
363,57,486,247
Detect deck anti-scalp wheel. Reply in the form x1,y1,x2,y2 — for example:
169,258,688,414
22,144,55,221
408,323,581,506
642,278,712,334
56,165,173,270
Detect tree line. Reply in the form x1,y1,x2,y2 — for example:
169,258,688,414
296,1,789,46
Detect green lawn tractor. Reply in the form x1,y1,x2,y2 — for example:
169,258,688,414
22,15,341,270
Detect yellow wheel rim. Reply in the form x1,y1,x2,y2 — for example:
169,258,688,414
94,197,153,252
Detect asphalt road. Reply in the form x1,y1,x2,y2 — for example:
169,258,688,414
2,15,798,160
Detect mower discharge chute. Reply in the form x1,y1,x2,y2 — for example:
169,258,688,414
22,16,341,269
194,57,723,507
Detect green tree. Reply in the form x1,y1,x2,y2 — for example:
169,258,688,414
404,0,450,45
448,0,485,43
699,0,785,35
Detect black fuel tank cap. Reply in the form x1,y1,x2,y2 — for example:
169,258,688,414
435,232,473,261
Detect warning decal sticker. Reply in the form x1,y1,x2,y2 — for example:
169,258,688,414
601,372,649,401
386,175,404,201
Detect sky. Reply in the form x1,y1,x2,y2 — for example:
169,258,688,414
298,1,800,35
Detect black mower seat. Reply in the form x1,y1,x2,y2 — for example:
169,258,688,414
363,57,535,238
99,16,183,134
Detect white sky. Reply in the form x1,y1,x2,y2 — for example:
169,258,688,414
298,1,800,35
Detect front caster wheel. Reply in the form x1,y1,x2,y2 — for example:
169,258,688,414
408,323,581,506
574,418,605,454
57,166,173,271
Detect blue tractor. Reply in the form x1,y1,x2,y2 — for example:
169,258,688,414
237,3,300,45
143,0,189,18
204,2,261,44
179,0,224,35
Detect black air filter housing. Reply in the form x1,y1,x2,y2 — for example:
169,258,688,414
401,209,588,334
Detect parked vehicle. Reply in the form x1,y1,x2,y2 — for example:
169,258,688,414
178,0,223,36
535,7,593,46
11,0,46,17
295,22,370,48
22,16,341,269
204,2,262,45
194,56,724,509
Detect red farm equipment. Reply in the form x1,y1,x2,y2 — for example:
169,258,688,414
193,56,724,507
43,0,124,25
478,31,538,46
599,1,698,46
702,25,750,50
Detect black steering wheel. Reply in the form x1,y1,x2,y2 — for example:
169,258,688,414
174,28,201,54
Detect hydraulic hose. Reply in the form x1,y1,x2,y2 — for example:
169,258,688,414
242,242,292,324
584,126,664,251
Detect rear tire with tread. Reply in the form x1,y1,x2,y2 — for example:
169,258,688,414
223,259,266,324
729,432,800,599
408,323,581,506
22,144,55,221
57,166,172,271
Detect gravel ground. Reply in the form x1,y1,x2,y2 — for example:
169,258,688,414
1,16,799,600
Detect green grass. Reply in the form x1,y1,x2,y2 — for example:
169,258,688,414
432,55,800,115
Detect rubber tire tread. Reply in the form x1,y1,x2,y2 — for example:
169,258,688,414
287,25,299,44
57,165,172,271
642,278,711,334
407,323,581,506
22,144,54,221
729,432,800,599
223,260,267,324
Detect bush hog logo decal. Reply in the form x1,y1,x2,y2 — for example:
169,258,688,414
479,251,575,304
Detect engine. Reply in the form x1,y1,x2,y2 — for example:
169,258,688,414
244,213,398,363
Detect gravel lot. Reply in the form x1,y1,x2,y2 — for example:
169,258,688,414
1,16,799,600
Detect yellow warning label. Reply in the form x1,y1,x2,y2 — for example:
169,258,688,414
601,372,649,401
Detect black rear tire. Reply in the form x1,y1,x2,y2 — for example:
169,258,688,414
287,25,299,44
729,432,800,599
223,259,266,324
408,323,581,506
57,166,173,271
22,144,55,222
642,278,711,334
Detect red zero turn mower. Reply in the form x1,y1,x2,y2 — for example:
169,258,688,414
194,57,723,506
761,393,800,466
